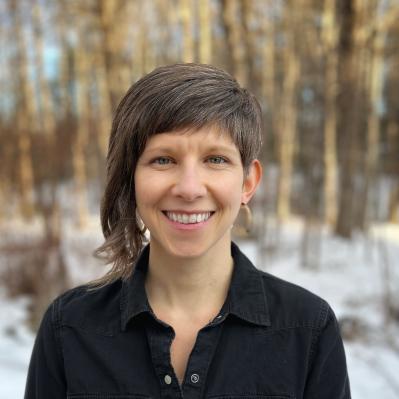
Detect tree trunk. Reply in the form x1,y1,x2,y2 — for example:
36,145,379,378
92,49,113,157
73,44,90,229
360,27,385,229
56,0,73,121
220,0,246,85
32,2,56,136
12,0,36,220
136,2,156,75
387,121,399,222
96,0,127,109
276,29,299,221
388,183,399,223
335,0,363,238
32,0,59,198
257,16,277,266
179,0,194,62
301,217,322,270
240,0,257,93
94,0,131,160
322,0,339,226
198,0,212,64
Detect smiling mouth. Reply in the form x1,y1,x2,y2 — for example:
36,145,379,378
162,211,215,224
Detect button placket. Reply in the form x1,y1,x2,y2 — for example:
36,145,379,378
145,324,183,398
181,322,224,399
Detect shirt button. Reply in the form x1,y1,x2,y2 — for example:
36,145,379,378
190,373,200,383
164,374,172,385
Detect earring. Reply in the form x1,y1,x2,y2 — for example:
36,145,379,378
232,203,253,237
136,209,148,235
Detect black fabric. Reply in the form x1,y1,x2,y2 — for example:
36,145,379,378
24,241,351,399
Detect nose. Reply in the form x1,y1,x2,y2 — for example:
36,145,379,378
170,161,207,201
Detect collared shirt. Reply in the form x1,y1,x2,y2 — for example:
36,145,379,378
24,241,351,399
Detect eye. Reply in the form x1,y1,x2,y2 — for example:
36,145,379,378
151,156,172,165
208,156,228,164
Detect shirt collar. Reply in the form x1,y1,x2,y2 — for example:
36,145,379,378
227,242,271,327
120,244,152,331
120,241,271,331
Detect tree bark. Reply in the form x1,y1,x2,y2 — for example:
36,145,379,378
388,183,399,223
198,0,212,64
220,0,246,85
32,0,59,198
32,2,56,136
72,41,90,229
321,0,339,226
387,121,399,223
360,25,385,229
11,0,36,220
95,0,129,108
239,0,258,94
179,0,195,62
56,0,73,121
276,25,299,221
335,0,363,238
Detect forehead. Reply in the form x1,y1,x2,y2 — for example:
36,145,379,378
144,125,238,152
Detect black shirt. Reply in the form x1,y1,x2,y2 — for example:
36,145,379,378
24,241,351,399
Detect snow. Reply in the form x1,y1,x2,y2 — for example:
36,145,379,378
1,217,398,398
0,292,34,398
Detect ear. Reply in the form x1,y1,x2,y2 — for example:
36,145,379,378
241,159,262,204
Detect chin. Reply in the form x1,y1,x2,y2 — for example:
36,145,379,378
161,238,216,259
167,245,207,259
150,230,231,260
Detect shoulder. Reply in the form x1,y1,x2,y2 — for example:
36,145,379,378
47,279,124,335
258,269,331,330
232,242,333,331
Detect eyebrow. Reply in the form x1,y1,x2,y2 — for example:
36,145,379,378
144,144,239,156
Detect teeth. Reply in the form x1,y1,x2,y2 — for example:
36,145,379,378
166,212,212,224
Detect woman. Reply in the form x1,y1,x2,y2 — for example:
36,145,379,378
25,63,351,398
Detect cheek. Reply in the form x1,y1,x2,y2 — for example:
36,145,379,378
212,178,243,207
134,172,164,206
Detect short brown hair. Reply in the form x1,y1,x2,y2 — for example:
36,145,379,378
90,63,262,288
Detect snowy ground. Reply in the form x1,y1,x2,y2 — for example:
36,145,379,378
0,217,398,398
240,220,399,398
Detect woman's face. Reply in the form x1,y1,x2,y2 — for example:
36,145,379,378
134,125,261,259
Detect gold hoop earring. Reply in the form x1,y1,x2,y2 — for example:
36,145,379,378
232,203,253,237
136,209,148,235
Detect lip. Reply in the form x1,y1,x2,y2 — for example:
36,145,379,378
162,210,215,214
161,211,215,231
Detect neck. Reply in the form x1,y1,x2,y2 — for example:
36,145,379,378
144,238,234,321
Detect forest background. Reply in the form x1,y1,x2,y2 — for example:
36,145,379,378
0,0,398,396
